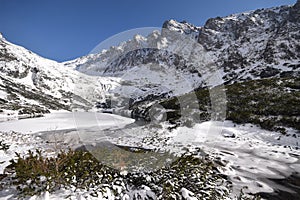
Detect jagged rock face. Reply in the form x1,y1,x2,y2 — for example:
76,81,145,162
197,4,300,83
289,0,300,22
103,48,197,75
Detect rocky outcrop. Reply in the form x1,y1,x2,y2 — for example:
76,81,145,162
197,3,300,83
289,0,300,22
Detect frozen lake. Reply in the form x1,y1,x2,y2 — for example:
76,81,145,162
0,111,135,134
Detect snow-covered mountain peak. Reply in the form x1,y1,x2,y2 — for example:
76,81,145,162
162,19,200,40
133,34,146,43
163,19,199,32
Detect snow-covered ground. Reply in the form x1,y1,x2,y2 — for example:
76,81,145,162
87,120,300,197
170,122,300,195
0,113,299,199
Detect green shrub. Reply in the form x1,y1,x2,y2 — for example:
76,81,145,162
5,148,234,199
6,149,118,196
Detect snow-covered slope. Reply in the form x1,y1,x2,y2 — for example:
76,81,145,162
0,35,119,118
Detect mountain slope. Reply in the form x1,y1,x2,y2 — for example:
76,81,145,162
0,34,119,118
132,76,300,132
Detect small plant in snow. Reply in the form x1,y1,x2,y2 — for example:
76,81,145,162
0,140,9,151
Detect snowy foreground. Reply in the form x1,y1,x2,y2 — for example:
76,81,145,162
0,112,300,199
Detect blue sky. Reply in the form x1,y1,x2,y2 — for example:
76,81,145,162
0,0,296,62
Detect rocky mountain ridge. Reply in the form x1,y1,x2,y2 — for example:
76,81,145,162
71,1,300,82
